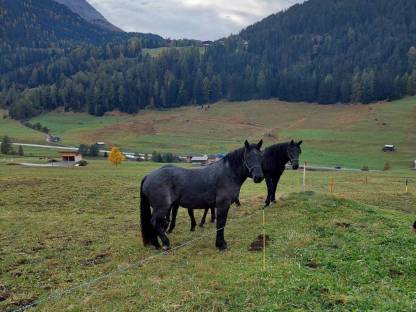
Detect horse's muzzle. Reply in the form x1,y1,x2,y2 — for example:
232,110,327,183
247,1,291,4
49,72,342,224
292,164,299,170
253,176,264,183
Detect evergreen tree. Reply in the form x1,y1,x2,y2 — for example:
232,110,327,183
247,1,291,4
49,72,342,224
18,145,24,156
1,136,12,155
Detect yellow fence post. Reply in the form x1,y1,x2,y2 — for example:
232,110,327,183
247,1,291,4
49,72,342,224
303,161,307,192
262,207,266,272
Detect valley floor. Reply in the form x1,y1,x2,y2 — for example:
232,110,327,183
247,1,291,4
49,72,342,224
0,159,415,311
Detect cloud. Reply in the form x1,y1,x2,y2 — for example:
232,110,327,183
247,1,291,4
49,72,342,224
88,0,302,40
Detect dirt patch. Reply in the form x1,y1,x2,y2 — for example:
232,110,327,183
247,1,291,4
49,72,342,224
389,268,405,277
0,285,12,302
9,297,38,310
248,234,271,251
80,239,93,246
80,252,111,266
305,260,320,269
335,222,351,228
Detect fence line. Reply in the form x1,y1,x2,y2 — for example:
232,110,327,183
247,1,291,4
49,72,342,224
12,207,267,312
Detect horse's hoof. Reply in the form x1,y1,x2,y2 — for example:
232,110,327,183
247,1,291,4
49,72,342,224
216,241,228,251
162,245,170,251
271,200,277,205
199,224,204,228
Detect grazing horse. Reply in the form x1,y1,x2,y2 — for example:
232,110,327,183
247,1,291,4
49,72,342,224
140,140,264,250
263,140,302,207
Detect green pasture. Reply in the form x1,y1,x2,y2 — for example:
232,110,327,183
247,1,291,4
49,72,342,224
0,110,44,144
15,97,414,170
0,158,415,311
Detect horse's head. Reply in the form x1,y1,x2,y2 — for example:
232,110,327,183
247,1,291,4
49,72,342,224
287,140,303,170
244,139,264,183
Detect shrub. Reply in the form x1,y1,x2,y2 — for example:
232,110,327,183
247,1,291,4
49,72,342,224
77,160,88,166
383,161,391,171
361,166,369,171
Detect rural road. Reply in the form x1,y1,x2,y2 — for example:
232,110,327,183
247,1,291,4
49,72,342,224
5,142,138,157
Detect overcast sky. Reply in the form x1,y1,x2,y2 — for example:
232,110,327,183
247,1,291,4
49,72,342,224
88,0,302,40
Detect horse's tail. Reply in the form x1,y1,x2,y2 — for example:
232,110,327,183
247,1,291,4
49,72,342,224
140,176,158,247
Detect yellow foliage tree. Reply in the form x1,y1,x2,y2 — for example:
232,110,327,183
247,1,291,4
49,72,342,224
108,147,125,166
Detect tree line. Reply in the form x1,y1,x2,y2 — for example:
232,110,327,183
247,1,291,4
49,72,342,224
1,0,416,119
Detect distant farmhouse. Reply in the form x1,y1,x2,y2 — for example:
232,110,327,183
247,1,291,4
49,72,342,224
382,144,395,152
47,135,60,143
188,154,224,166
60,151,82,162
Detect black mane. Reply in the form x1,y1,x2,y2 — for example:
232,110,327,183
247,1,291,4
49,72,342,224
263,142,290,167
222,147,245,170
265,141,290,154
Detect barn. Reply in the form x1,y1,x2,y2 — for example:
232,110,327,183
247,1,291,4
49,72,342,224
382,145,395,152
60,151,82,162
191,155,208,166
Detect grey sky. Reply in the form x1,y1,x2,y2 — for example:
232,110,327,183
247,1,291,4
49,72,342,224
88,0,302,40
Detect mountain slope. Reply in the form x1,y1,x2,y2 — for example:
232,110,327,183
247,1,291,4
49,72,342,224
2,0,416,120
0,0,125,48
53,0,122,32
231,0,416,103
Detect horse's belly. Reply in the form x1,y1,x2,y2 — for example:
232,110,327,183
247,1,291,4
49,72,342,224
180,193,214,209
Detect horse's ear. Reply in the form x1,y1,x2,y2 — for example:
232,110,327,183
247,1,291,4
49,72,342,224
290,139,294,145
244,140,250,150
297,140,303,146
257,139,263,150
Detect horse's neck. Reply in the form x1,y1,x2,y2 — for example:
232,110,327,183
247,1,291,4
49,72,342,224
270,144,289,166
221,159,248,186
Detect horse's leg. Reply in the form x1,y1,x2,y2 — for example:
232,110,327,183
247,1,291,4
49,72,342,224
270,175,281,203
199,208,209,228
210,207,216,223
151,209,171,250
188,209,197,231
234,190,241,207
167,203,179,234
264,177,272,207
215,204,230,250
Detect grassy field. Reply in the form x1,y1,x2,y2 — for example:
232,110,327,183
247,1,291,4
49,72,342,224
24,97,416,170
0,158,415,311
0,110,44,144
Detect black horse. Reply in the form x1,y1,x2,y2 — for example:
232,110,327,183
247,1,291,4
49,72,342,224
167,193,240,233
140,140,264,250
263,140,302,206
169,140,303,232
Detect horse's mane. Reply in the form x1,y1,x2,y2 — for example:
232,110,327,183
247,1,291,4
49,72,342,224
263,142,290,167
265,142,290,155
222,147,245,170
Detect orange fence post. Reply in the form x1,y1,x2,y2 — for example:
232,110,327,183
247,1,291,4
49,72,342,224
330,177,335,193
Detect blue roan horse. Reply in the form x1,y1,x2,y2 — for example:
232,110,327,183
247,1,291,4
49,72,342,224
140,140,264,250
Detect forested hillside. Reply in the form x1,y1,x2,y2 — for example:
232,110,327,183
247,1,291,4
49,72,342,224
53,0,122,32
1,0,416,119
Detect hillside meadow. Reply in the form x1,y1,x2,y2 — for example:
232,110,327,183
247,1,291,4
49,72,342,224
0,158,415,311
25,97,416,170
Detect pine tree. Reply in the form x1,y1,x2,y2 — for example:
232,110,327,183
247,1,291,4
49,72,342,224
1,136,12,155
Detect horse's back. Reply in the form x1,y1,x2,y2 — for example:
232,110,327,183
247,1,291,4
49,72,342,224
143,164,218,209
